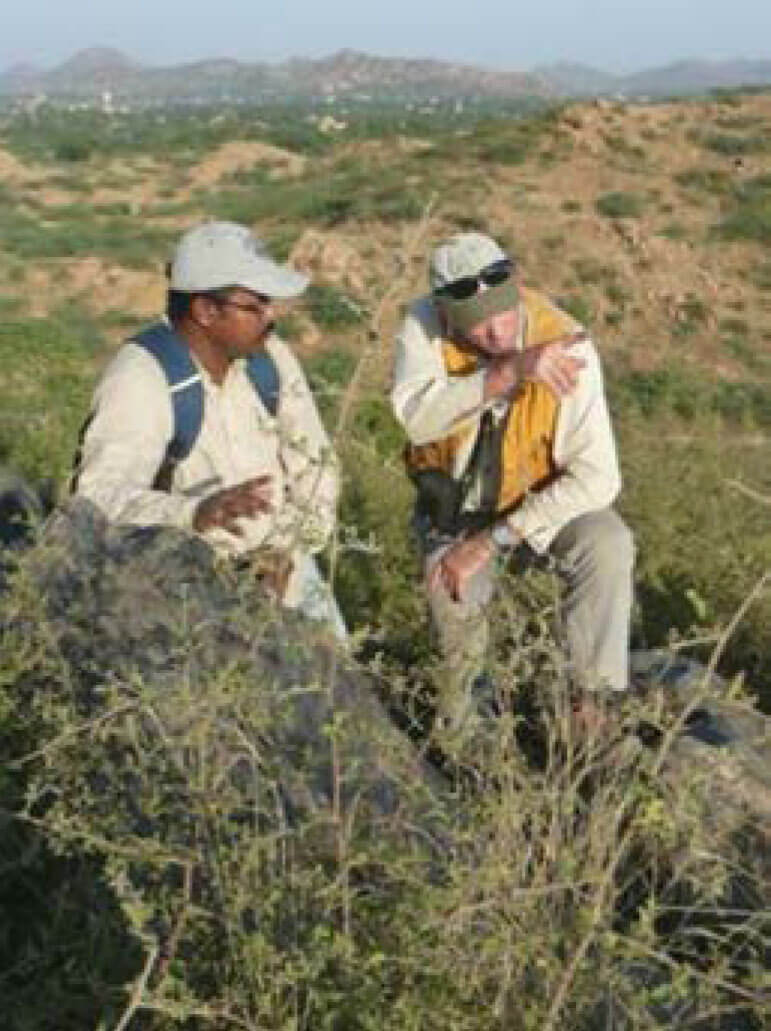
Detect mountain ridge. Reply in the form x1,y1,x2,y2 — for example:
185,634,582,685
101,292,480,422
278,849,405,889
1,47,770,102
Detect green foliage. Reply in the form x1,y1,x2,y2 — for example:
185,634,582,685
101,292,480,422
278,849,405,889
205,161,427,228
4,105,332,164
714,173,771,244
572,257,617,286
674,167,732,195
53,137,93,162
304,346,359,422
306,283,365,329
1,557,769,1030
659,221,689,240
0,191,174,266
673,293,710,336
556,293,594,326
422,107,563,167
700,131,769,156
0,312,106,484
750,261,771,290
611,362,771,424
595,191,647,218
603,132,646,160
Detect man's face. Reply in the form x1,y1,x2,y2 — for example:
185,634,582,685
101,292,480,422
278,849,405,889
206,288,276,357
461,306,520,358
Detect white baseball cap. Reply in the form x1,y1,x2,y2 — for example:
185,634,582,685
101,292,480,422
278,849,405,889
169,221,308,299
429,232,507,291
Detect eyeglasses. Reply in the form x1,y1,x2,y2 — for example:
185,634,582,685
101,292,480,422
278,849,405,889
434,257,514,301
210,295,271,316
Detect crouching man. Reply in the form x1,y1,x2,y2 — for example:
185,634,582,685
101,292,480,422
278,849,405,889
391,231,633,739
72,221,345,638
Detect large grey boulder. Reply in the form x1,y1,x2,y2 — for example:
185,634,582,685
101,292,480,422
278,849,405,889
1,490,769,1030
16,498,450,851
630,649,771,826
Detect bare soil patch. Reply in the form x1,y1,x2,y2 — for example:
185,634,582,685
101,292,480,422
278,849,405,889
187,140,307,192
23,258,164,319
0,146,37,185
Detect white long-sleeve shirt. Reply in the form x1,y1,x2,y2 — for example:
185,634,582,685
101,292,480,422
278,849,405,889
74,329,339,580
391,295,621,553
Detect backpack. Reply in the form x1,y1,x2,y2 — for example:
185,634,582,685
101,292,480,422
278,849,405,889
70,322,281,494
133,321,280,465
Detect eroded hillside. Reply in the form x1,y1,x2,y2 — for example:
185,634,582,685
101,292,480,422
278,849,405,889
1,93,770,366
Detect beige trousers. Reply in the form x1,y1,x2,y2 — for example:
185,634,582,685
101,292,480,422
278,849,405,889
425,509,634,731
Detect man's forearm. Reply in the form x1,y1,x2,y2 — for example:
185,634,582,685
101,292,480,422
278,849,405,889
393,371,487,445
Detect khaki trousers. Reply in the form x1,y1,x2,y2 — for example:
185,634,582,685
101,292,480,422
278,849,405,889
425,509,634,731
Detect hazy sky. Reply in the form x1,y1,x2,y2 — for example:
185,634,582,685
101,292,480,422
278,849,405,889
4,0,771,73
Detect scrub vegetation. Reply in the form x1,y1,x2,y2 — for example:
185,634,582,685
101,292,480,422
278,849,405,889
1,89,771,1029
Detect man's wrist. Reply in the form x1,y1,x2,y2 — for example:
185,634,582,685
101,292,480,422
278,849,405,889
491,520,518,553
484,355,518,401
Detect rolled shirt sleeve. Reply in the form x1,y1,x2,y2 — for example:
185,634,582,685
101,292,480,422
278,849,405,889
504,339,621,553
391,297,487,444
74,344,201,530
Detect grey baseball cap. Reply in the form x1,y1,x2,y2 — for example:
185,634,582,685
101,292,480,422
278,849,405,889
429,231,507,291
169,221,308,298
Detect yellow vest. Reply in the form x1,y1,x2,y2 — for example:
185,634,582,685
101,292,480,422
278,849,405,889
405,288,580,515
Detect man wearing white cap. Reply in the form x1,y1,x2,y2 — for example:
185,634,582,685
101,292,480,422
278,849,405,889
73,221,344,635
391,231,633,738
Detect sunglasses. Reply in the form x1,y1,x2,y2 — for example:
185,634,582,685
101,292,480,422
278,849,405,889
434,257,514,301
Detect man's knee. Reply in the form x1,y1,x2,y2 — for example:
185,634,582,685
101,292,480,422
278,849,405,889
593,510,634,573
554,509,635,578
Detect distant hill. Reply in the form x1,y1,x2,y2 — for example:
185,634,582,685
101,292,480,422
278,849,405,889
620,58,771,97
536,57,771,98
1,47,771,104
532,62,619,97
0,47,551,104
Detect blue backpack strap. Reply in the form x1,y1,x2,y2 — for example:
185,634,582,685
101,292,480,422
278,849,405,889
132,322,203,463
246,349,280,417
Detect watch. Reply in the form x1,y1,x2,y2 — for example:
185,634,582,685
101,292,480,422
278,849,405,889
491,521,517,552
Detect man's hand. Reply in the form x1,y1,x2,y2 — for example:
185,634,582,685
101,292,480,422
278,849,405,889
485,331,587,401
193,476,273,536
251,549,294,600
428,531,495,602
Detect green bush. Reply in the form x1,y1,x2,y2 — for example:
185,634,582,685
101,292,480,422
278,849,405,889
306,283,365,330
556,293,593,326
701,131,769,156
595,191,647,218
673,293,710,337
610,362,771,424
751,261,771,290
0,312,106,485
305,346,359,422
2,534,769,1031
0,195,175,267
572,257,616,285
206,163,427,230
674,167,732,195
53,137,93,162
659,221,689,240
714,174,771,244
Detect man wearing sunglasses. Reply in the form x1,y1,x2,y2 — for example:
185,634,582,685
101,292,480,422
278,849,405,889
392,231,633,741
73,221,344,636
